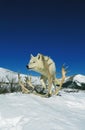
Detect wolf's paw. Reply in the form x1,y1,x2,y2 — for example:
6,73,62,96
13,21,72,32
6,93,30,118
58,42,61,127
48,93,52,97
57,92,62,96
45,92,52,97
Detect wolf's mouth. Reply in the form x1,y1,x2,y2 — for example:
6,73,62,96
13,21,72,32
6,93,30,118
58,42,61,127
28,67,33,70
26,65,36,70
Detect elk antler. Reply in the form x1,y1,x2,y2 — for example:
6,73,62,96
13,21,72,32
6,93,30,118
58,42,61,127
18,74,30,94
54,66,67,95
24,76,35,90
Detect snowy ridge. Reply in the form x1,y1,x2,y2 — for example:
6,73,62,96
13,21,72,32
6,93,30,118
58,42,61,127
0,67,19,83
0,67,40,84
63,74,85,89
73,74,85,83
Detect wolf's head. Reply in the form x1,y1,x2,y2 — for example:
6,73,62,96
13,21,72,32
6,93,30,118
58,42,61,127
26,53,44,73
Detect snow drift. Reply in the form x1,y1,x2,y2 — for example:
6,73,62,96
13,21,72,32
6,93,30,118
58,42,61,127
0,92,85,130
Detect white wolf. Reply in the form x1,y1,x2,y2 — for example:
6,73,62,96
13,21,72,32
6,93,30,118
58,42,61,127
26,53,66,96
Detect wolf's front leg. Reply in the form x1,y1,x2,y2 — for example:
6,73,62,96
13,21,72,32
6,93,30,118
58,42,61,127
47,77,53,97
40,75,47,89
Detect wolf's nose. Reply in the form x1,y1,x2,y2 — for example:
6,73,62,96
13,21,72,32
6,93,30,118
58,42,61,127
26,65,28,69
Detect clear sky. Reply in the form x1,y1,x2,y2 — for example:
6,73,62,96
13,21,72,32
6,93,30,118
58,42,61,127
0,0,85,77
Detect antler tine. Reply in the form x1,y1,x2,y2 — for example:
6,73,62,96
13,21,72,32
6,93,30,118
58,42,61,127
62,63,66,67
29,76,32,81
54,65,67,95
18,74,30,94
62,63,69,74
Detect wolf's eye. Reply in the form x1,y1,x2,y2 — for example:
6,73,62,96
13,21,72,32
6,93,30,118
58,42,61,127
33,61,35,63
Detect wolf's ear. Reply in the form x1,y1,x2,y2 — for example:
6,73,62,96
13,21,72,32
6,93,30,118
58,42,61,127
37,53,41,56
37,53,41,59
30,54,34,58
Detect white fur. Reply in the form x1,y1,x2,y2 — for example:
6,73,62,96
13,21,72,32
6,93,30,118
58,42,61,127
27,53,56,78
27,53,56,95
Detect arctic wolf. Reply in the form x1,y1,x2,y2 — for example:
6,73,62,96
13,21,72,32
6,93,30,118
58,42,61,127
26,53,66,96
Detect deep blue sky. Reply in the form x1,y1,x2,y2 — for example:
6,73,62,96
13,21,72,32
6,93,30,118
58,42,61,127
0,0,85,77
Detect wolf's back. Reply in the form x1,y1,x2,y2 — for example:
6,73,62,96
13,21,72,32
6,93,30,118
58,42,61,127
44,56,56,77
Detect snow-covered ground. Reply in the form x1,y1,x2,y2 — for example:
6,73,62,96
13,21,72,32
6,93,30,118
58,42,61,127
0,91,85,130
0,67,85,130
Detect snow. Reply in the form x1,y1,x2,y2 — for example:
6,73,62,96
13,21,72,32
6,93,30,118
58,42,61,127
0,67,85,130
0,67,19,83
0,67,40,84
0,91,85,130
73,74,85,86
73,74,85,83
